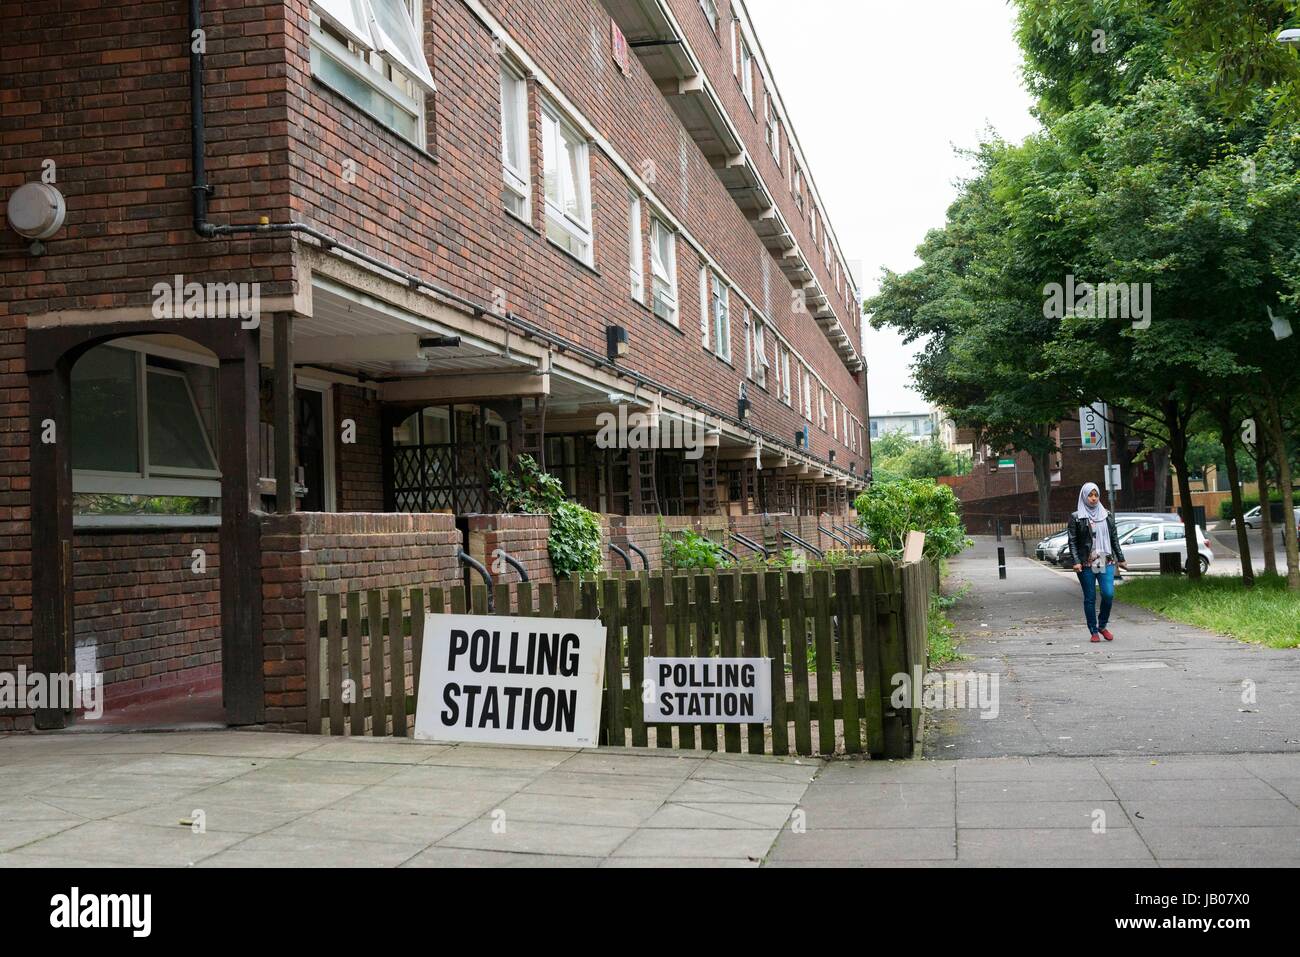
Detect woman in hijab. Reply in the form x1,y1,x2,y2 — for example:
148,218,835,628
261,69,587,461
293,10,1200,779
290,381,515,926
1066,482,1127,642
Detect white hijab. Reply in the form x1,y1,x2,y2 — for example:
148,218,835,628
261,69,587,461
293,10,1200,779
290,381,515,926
1075,481,1111,558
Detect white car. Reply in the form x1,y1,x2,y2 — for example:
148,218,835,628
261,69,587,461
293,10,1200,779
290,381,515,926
1237,505,1300,530
1118,522,1214,574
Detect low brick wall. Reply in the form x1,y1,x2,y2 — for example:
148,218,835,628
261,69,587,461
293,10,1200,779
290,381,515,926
464,513,553,585
260,511,461,731
73,527,222,707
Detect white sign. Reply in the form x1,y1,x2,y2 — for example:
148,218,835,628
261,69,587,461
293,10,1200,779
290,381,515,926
644,657,772,724
1104,463,1122,492
415,613,607,748
903,530,926,563
1079,403,1108,451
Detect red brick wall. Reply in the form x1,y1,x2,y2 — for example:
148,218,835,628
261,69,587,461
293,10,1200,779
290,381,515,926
334,384,384,511
278,0,867,470
0,0,296,318
259,511,461,730
465,513,553,585
72,528,222,706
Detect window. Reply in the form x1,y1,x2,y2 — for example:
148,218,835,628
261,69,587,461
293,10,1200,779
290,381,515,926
711,271,731,361
819,388,828,431
793,165,803,211
753,321,769,388
309,0,435,147
734,25,754,107
650,217,678,324
699,267,710,347
810,207,817,245
627,192,644,301
764,95,780,165
781,350,792,404
698,0,719,31
744,311,752,379
832,400,839,439
72,344,220,494
773,343,782,395
802,369,812,421
541,101,592,263
499,61,530,218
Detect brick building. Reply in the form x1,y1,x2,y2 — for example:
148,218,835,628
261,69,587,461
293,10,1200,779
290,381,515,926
1,0,870,729
942,415,1158,531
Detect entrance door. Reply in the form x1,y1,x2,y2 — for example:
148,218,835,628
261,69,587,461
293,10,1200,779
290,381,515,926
296,388,325,511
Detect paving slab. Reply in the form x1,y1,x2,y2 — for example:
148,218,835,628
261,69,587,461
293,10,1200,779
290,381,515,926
437,818,634,857
197,832,425,868
400,847,597,867
768,827,956,863
612,826,778,860
956,826,1153,862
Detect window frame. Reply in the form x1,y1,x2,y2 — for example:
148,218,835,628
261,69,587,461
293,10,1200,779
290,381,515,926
698,0,720,32
711,271,731,362
499,60,531,219
540,99,594,265
71,343,221,498
627,191,644,302
649,216,679,325
753,320,769,389
308,0,432,149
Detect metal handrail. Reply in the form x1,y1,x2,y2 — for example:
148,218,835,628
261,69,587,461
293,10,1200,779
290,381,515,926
716,541,738,562
729,531,768,558
608,542,632,570
457,548,494,610
495,549,530,583
818,525,850,547
839,523,867,542
626,541,650,570
780,530,824,559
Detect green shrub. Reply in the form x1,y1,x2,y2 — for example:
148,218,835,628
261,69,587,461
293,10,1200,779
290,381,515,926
490,455,601,578
662,528,730,570
548,500,603,577
852,479,970,562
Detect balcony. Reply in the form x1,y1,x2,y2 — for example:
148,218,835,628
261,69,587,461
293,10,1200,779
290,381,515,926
604,0,862,373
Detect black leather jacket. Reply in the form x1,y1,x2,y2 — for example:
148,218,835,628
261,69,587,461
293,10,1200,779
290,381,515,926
1066,512,1126,568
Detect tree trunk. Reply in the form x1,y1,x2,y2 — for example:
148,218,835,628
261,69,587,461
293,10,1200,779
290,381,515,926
1215,403,1253,585
1255,424,1278,576
1031,449,1052,524
1165,401,1202,580
1150,445,1171,514
1265,391,1300,590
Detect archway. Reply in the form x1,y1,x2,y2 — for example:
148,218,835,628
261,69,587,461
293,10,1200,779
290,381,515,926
27,317,263,730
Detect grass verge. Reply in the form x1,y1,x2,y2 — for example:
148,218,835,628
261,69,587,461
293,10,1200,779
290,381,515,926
1115,574,1300,649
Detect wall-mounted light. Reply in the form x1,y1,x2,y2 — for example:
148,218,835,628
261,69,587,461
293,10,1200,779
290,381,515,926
6,182,66,255
606,324,628,360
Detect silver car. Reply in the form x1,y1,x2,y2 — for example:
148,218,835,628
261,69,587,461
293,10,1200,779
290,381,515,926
1118,522,1215,574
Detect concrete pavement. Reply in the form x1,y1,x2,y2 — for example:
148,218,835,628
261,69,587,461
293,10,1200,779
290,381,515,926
0,731,822,867
763,536,1300,867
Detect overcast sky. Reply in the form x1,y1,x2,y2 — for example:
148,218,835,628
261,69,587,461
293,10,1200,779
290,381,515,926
745,0,1040,415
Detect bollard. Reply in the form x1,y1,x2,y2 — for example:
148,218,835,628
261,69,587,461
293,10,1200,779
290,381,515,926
997,545,1007,580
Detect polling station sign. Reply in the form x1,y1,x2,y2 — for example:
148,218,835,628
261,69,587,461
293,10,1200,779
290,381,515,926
644,657,772,724
414,614,607,748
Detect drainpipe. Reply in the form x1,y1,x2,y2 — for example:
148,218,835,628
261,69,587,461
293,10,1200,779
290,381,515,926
189,0,214,236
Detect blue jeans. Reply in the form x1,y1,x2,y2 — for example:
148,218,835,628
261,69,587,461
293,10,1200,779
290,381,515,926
1076,564,1115,635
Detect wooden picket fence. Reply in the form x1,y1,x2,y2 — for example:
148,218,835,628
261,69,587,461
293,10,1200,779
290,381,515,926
305,555,935,758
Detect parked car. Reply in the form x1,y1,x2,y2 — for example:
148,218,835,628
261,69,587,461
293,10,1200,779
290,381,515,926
1036,530,1068,562
1048,518,1147,566
1117,522,1215,574
1236,505,1300,530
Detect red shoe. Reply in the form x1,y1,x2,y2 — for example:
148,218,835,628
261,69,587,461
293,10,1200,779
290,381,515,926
1090,633,1101,643
1101,629,1114,641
